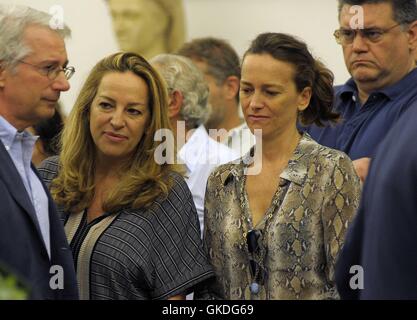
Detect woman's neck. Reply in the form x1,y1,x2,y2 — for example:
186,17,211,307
260,127,301,165
94,155,127,181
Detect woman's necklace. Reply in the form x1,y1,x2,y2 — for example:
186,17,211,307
238,169,290,298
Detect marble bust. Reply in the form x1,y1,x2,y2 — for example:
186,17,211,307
108,0,186,59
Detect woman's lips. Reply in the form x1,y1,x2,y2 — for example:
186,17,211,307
247,115,270,121
104,131,128,142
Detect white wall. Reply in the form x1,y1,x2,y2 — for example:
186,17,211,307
184,0,349,84
0,0,350,114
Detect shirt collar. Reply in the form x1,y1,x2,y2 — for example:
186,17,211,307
0,116,18,149
220,132,312,186
380,68,417,99
0,116,38,149
338,68,417,101
338,78,356,95
178,125,210,172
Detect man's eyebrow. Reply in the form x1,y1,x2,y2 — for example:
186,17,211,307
340,24,380,30
39,60,69,67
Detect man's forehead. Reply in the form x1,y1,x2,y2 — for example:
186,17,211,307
340,2,395,26
22,25,67,62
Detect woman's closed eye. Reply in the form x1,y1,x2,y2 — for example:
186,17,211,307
265,90,280,97
126,107,142,116
98,101,113,110
240,87,253,95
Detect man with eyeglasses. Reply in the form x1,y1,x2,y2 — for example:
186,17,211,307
0,5,78,299
306,0,417,183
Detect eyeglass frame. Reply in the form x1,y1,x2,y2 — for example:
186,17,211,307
18,60,75,80
246,229,267,283
333,23,403,45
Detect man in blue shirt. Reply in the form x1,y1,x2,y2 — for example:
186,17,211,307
0,5,78,299
307,0,417,182
335,102,417,300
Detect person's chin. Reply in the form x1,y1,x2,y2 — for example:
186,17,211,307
119,40,135,52
97,145,132,160
40,98,58,107
351,69,379,83
32,107,54,123
40,103,57,117
247,123,266,137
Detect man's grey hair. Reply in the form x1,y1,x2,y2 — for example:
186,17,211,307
337,0,417,26
0,5,71,70
151,54,210,129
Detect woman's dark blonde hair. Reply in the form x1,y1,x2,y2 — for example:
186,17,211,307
244,33,340,127
51,52,180,213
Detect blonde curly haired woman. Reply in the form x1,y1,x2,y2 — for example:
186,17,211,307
38,52,213,300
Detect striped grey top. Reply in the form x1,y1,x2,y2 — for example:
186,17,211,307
38,156,214,300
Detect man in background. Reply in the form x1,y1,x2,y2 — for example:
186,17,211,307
151,54,238,237
178,37,255,156
0,5,78,299
307,0,417,182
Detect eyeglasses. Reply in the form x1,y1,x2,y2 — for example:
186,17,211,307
18,60,75,80
246,229,267,289
333,23,402,45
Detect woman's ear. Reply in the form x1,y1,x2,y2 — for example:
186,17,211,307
297,87,312,111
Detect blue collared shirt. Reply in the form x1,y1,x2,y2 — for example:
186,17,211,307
305,68,417,160
0,116,50,258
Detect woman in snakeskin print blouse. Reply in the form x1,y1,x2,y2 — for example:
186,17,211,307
198,33,361,300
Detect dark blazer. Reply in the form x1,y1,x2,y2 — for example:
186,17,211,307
0,141,78,299
336,103,417,300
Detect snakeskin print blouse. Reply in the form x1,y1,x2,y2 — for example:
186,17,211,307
200,133,361,300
